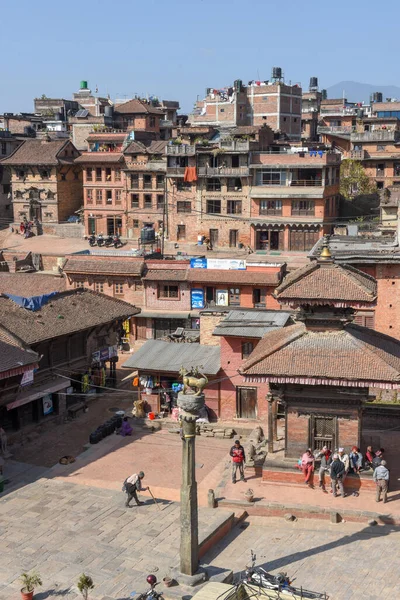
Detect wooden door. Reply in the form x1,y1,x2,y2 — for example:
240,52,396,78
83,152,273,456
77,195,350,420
310,416,336,451
177,225,186,240
209,228,218,248
237,387,257,419
290,229,305,251
229,229,238,247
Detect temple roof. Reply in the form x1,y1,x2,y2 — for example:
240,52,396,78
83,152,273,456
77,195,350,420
274,260,377,306
240,322,400,389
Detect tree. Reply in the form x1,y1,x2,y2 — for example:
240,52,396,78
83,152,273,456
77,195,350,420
340,159,377,199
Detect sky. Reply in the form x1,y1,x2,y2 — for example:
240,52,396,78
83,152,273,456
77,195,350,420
0,0,398,114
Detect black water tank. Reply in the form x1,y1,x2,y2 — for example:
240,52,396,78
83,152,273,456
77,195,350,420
321,89,327,100
104,105,113,117
309,77,318,90
140,226,155,243
234,79,243,92
272,67,282,80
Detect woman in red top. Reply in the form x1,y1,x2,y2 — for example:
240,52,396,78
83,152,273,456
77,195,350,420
301,449,315,487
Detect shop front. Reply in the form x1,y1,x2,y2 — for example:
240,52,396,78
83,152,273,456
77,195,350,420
2,377,72,431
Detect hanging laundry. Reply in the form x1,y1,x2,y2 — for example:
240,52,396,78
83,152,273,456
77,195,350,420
184,166,197,182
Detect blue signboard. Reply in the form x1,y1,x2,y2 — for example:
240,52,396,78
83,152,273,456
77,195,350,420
190,258,207,269
191,289,205,309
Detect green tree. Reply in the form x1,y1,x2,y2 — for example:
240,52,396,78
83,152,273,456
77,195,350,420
340,159,376,199
77,574,94,600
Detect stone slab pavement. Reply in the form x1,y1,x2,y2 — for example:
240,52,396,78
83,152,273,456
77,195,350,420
0,478,231,600
203,515,400,600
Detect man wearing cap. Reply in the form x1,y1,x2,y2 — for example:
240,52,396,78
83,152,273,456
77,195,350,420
373,460,390,503
123,471,148,507
230,439,246,484
315,446,332,492
338,448,350,481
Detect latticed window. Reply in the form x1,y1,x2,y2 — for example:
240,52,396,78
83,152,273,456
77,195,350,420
311,416,336,451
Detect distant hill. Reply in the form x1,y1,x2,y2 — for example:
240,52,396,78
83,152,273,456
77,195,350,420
326,81,400,104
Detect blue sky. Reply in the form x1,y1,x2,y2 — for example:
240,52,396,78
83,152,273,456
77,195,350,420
1,0,397,114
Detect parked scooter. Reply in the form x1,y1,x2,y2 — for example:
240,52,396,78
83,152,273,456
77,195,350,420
243,550,328,599
88,234,96,247
104,234,114,247
113,233,123,248
96,233,105,247
132,575,164,600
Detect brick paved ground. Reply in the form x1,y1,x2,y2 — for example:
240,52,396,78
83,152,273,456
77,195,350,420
204,516,400,600
0,479,231,600
1,477,399,600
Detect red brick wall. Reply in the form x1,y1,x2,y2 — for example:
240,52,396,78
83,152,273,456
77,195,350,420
286,409,310,457
144,281,191,310
338,414,360,449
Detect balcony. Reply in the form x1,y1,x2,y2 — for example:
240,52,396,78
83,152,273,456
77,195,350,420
219,139,250,152
166,167,186,177
290,180,323,187
166,145,195,155
198,166,250,177
160,119,174,128
351,130,400,143
317,125,353,135
350,150,366,160
320,108,358,116
128,161,166,172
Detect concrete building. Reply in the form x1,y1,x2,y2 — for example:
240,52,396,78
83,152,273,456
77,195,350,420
301,77,322,141
1,138,82,232
189,72,302,140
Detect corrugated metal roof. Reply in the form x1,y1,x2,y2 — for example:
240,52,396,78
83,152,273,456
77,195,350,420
213,310,292,338
121,339,220,374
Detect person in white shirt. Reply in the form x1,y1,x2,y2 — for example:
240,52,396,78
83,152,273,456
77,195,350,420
123,471,148,507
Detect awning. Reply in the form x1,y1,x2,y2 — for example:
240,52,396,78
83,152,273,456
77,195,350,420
135,311,191,320
7,377,71,411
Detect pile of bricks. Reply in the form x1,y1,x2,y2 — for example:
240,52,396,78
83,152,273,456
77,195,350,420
197,424,234,439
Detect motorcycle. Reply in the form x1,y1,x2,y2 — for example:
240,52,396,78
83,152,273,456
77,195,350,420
96,234,105,247
242,550,328,599
132,575,164,600
113,233,123,248
104,235,114,247
88,234,96,247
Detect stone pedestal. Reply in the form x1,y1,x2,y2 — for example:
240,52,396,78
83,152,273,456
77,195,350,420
178,392,204,577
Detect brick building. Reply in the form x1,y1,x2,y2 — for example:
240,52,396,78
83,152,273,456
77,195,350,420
190,75,302,139
310,235,400,341
1,138,82,230
166,127,340,250
0,131,21,223
239,250,400,489
0,289,138,432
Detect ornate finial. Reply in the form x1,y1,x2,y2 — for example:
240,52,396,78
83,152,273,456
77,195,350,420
319,245,332,261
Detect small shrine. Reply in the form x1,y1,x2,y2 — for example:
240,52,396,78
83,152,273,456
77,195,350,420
240,248,400,487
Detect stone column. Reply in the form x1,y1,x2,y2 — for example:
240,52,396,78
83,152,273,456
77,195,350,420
267,393,274,454
178,392,204,576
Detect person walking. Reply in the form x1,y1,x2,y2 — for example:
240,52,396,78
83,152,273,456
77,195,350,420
123,471,148,507
373,460,390,503
330,454,346,497
301,449,315,487
230,439,246,484
315,446,332,491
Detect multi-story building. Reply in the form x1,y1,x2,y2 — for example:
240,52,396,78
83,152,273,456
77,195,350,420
0,131,21,223
72,81,113,117
166,126,340,251
190,71,302,139
1,138,82,231
76,129,167,238
75,130,126,236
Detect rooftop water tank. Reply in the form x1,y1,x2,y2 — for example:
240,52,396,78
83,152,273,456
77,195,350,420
272,67,282,80
104,106,113,117
80,80,88,90
309,77,318,91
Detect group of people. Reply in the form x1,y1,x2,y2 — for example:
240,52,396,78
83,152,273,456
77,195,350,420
300,445,390,502
19,218,33,238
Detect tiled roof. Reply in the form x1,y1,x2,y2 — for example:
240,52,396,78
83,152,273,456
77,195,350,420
0,289,139,345
274,261,376,304
124,141,147,154
1,139,70,166
0,273,66,296
63,257,144,276
122,339,220,375
309,236,400,264
114,99,165,115
0,337,39,378
147,140,168,154
188,269,281,286
240,322,400,385
74,153,124,163
123,140,167,155
143,269,188,282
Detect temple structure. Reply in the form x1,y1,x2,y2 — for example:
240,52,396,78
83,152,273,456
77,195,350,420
240,247,400,488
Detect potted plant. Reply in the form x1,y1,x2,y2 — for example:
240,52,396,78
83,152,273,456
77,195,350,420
77,574,95,600
20,571,42,600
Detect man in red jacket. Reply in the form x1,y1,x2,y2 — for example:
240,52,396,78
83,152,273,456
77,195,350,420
230,439,246,484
